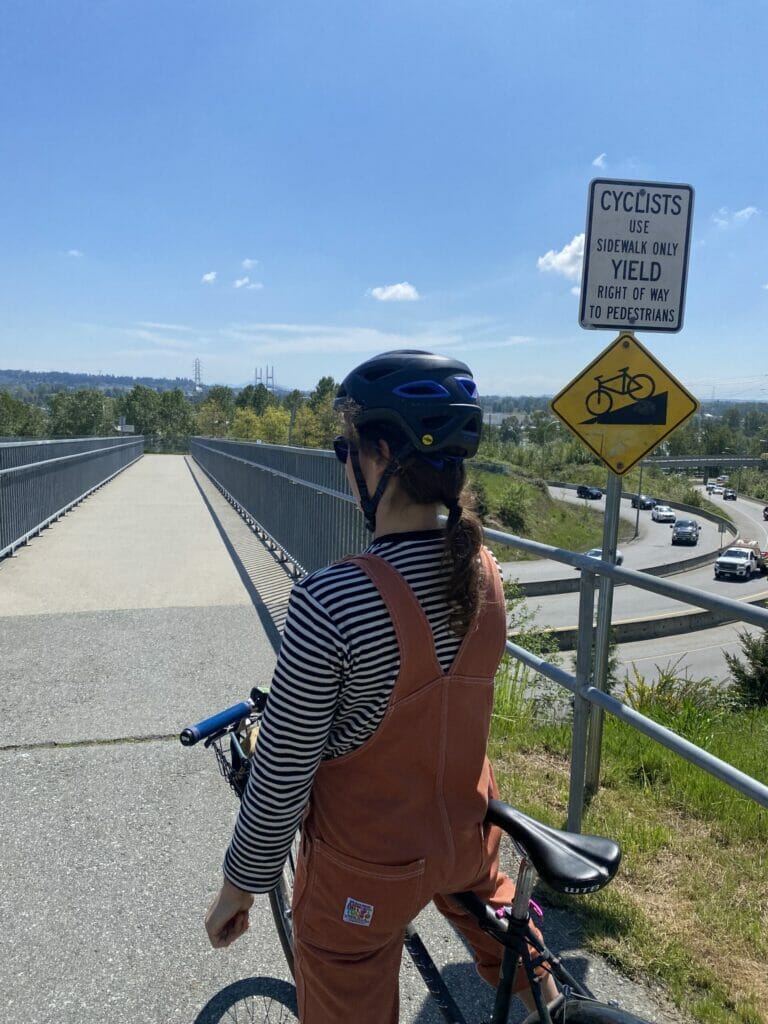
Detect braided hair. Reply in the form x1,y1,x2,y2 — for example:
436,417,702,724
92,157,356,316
347,418,485,636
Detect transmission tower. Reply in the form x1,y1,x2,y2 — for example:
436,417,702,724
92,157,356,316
254,366,275,390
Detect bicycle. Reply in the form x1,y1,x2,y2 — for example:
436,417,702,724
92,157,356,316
182,689,654,1024
585,368,655,417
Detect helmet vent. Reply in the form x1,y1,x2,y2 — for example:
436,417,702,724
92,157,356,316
393,380,450,399
456,376,478,400
421,413,452,430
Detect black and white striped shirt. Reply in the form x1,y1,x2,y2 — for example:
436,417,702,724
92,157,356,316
224,530,490,893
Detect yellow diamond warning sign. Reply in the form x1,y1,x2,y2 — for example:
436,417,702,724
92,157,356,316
550,332,699,475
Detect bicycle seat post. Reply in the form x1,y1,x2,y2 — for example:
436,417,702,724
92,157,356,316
509,856,536,923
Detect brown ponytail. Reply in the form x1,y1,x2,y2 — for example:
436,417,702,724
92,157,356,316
441,490,484,635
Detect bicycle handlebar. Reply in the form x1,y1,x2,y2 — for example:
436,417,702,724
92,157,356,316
179,699,255,747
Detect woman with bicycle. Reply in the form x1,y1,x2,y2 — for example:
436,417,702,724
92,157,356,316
205,350,556,1022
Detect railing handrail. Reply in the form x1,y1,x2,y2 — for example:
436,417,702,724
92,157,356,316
0,439,143,477
189,439,768,824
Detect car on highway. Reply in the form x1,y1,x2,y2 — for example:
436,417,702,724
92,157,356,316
722,488,737,500
576,484,603,500
671,519,700,545
714,544,764,580
582,547,624,566
629,493,656,509
651,504,676,522
764,505,768,521
708,484,724,495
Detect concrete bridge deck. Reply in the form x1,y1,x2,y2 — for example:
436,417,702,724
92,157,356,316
0,454,685,1024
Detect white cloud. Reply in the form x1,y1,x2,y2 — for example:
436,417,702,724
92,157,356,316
121,326,199,351
472,335,534,350
242,258,258,269
369,281,420,302
734,206,759,222
537,234,584,281
712,206,759,229
201,271,217,284
66,248,83,257
592,153,607,169
220,321,460,357
570,286,581,297
137,321,195,332
762,283,768,290
233,276,264,290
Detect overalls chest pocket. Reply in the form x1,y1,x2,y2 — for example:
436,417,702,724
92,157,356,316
293,835,426,953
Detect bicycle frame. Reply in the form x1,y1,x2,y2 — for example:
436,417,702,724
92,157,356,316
181,693,635,1024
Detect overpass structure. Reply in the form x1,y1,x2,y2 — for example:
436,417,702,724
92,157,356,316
2,438,766,1024
644,454,768,472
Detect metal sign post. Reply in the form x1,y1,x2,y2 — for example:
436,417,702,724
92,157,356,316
585,470,623,796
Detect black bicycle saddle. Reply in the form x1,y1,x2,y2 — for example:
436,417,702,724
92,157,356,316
485,800,621,894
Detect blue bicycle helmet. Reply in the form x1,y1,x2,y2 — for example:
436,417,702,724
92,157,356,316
334,350,481,457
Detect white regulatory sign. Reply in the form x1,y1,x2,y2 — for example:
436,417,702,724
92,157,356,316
579,178,694,333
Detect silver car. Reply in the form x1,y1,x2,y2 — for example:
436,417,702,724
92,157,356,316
651,505,676,523
583,547,624,565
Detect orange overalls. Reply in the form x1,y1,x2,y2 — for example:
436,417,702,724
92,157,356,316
291,549,535,1023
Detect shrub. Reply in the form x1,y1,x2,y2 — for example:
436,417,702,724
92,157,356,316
724,629,768,708
498,481,529,533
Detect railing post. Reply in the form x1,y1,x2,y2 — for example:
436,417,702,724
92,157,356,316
567,569,597,832
585,471,623,796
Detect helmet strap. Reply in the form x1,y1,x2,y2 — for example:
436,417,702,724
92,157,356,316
350,442,412,533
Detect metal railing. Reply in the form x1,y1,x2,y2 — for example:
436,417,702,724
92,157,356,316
190,437,368,574
0,436,144,559
190,438,768,829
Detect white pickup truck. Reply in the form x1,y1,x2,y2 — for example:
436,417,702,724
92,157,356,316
714,540,767,580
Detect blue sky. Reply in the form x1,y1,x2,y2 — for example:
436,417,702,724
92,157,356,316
1,0,766,399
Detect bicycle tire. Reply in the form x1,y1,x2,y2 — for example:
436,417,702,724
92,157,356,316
194,976,298,1023
268,829,300,976
627,373,654,402
585,388,613,417
549,995,653,1023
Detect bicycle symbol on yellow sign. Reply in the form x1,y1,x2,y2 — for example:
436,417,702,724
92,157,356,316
585,366,655,418
550,332,699,475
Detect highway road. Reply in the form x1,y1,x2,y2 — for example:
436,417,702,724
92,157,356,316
499,486,768,687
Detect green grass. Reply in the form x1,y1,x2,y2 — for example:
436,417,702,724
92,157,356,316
470,467,635,562
487,686,768,1024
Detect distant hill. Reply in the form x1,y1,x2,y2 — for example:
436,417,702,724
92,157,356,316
0,368,301,401
0,368,197,397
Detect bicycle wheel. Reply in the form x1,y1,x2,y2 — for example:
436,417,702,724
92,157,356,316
194,976,298,1023
627,373,654,402
585,388,613,417
268,829,300,976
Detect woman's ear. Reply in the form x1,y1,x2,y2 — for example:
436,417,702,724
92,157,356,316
377,439,392,463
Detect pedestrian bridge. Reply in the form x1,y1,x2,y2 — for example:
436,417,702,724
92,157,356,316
2,439,766,1024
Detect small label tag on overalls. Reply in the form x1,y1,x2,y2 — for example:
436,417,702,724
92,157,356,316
343,897,374,926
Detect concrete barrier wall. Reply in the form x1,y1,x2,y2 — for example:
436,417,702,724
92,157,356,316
541,585,768,651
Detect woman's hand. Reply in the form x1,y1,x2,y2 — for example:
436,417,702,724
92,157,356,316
205,877,255,948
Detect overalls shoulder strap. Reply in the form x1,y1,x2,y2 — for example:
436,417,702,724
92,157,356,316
342,554,443,691
341,545,507,696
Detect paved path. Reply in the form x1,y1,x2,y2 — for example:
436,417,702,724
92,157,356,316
0,454,688,1023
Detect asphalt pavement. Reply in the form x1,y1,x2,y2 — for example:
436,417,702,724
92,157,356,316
0,454,690,1024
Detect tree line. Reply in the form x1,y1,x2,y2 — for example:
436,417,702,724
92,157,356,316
2,381,768,472
0,378,342,449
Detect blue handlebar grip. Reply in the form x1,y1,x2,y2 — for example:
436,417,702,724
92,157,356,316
179,700,254,746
